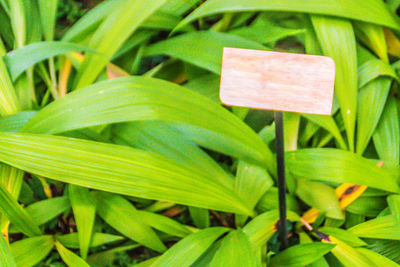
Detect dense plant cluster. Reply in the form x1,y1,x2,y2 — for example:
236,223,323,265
0,0,399,266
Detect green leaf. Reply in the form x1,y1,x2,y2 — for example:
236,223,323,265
8,0,25,48
188,207,210,229
68,185,96,259
37,0,59,41
354,22,388,63
302,114,346,150
151,227,229,267
176,0,400,31
318,227,367,247
311,15,357,151
209,230,257,267
61,0,124,42
235,160,273,226
92,191,166,252
0,55,20,115
4,41,95,81
0,183,41,237
136,210,192,238
388,194,400,224
358,58,398,88
367,239,400,264
56,233,125,249
0,132,252,215
25,196,70,226
230,14,304,45
345,196,386,217
357,247,400,267
112,121,232,189
356,77,391,154
349,215,400,240
22,76,272,170
0,235,16,267
328,236,376,266
373,96,400,166
10,235,54,267
270,243,335,267
55,240,90,267
243,210,299,248
73,0,168,89
0,111,37,132
256,187,301,214
288,148,400,193
296,179,343,220
144,31,267,74
184,73,220,102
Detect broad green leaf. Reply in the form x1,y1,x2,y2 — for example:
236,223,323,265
62,0,124,42
357,247,400,267
151,227,229,267
73,0,168,89
184,73,220,102
373,97,400,166
230,14,304,45
312,15,357,151
0,55,20,115
349,215,400,240
69,185,96,259
24,0,42,44
144,31,267,74
92,191,166,252
354,22,388,63
358,58,398,88
243,210,299,248
0,234,16,267
302,114,347,150
57,233,125,249
209,230,257,267
176,0,400,31
0,183,41,237
345,196,387,217
235,160,273,215
356,77,391,154
8,0,25,48
22,76,273,170
10,235,54,267
55,240,90,267
299,232,330,267
288,148,400,193
328,236,376,266
256,187,301,213
318,227,367,247
136,210,192,238
4,41,94,80
188,207,210,229
296,179,343,220
388,194,400,224
270,243,335,267
37,0,59,41
0,132,252,215
367,239,400,264
0,111,37,132
25,196,70,226
112,121,232,189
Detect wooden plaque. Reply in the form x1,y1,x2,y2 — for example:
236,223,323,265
219,48,335,115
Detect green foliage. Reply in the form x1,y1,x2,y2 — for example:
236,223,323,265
0,0,398,265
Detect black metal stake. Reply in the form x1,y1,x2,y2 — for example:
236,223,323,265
274,111,288,250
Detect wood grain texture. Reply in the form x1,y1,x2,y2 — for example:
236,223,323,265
219,48,335,115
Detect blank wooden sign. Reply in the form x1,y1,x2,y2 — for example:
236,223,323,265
219,48,335,115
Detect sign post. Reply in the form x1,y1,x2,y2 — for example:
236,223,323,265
219,48,335,249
